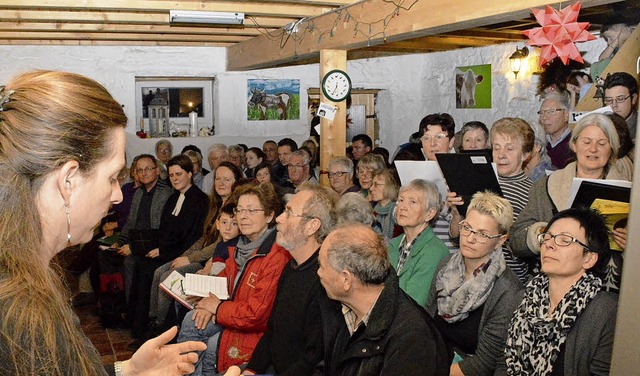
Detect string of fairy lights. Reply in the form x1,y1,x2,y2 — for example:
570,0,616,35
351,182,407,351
245,0,419,54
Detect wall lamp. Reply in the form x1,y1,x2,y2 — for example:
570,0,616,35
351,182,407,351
509,46,529,79
169,10,245,25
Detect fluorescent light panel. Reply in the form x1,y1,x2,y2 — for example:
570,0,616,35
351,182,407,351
170,10,244,25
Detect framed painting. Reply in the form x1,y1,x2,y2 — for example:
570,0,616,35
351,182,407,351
247,79,300,121
455,64,491,109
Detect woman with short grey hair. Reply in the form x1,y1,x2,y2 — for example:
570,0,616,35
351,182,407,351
387,179,449,306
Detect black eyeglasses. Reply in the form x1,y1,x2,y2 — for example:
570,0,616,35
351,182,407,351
135,166,156,174
328,171,349,178
603,95,631,105
537,232,590,251
458,221,503,244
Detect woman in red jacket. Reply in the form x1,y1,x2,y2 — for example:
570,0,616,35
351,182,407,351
178,182,291,375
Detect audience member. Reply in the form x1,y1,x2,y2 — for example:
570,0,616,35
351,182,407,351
457,121,490,152
603,72,639,139
524,122,556,181
254,161,272,184
282,149,318,191
609,112,635,179
228,144,245,172
335,192,376,227
128,155,209,345
370,169,401,243
428,192,522,376
328,156,359,195
566,71,593,110
356,153,386,199
500,208,616,375
183,149,204,191
315,223,449,375
539,91,573,169
590,15,636,80
178,183,290,374
510,114,630,292
244,147,265,179
351,133,373,161
272,138,298,184
244,186,336,375
181,145,209,176
202,143,229,195
371,146,391,167
388,179,449,307
262,140,279,166
155,139,173,180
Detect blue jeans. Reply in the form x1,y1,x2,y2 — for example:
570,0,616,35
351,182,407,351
178,309,222,375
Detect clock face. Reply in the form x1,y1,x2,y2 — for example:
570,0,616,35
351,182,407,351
322,69,352,102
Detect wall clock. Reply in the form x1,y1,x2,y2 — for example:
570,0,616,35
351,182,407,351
321,69,352,102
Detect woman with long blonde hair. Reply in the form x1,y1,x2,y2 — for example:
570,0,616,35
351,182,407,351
0,70,204,375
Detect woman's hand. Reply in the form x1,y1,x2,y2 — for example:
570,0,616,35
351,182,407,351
224,366,243,376
196,260,213,275
612,227,628,250
147,248,160,258
171,256,190,269
192,308,214,330
122,326,206,376
446,192,464,238
196,293,221,315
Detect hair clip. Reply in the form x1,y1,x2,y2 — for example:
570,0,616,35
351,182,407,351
0,86,15,112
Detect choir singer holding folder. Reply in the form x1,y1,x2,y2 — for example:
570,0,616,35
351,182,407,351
447,118,536,283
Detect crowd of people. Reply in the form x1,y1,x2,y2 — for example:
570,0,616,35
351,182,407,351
0,63,635,375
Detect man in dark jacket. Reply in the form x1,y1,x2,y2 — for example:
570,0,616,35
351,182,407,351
245,185,336,375
315,223,449,376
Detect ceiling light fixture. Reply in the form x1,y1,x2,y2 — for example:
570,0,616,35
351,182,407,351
169,10,244,25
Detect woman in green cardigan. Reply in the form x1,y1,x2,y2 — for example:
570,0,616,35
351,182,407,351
388,179,450,307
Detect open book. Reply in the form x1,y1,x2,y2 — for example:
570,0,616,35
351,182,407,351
159,271,229,310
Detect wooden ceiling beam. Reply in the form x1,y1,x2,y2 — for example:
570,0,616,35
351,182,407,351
227,0,621,70
0,10,297,28
0,39,235,46
0,21,266,36
0,31,252,43
0,1,332,18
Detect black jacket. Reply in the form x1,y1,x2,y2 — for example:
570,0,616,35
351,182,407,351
315,272,449,376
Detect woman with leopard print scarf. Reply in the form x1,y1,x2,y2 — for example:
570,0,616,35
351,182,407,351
499,208,617,376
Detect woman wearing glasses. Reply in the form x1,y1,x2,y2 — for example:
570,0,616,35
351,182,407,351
510,113,631,292
427,192,522,376
178,182,290,375
500,207,616,375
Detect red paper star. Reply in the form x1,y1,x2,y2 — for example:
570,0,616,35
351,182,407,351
523,2,595,66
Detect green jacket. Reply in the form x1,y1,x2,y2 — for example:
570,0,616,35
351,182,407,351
388,227,449,308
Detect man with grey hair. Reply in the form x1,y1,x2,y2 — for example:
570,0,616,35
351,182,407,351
202,143,228,194
282,150,318,193
525,122,556,182
315,223,448,375
335,192,375,227
155,139,173,180
538,92,572,169
328,156,359,196
244,185,337,375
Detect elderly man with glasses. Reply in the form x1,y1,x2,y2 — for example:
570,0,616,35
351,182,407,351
538,92,573,169
282,150,318,193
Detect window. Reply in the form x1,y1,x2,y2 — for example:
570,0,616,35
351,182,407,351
135,77,214,135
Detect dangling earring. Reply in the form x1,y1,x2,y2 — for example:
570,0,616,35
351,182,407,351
65,205,72,243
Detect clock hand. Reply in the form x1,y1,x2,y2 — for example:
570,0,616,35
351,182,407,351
332,82,339,95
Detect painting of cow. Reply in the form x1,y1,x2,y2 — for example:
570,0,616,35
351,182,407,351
247,79,300,121
454,64,491,109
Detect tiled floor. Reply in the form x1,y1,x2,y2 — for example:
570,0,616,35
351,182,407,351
74,300,135,365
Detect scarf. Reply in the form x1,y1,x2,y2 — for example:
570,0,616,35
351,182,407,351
374,201,396,240
171,193,185,216
436,248,506,323
234,227,274,269
505,273,602,375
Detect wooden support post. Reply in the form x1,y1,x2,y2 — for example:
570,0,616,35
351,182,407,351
319,49,347,187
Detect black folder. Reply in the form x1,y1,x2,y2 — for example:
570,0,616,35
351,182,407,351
128,229,160,256
570,180,631,209
435,152,502,216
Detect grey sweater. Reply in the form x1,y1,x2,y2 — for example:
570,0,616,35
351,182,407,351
426,255,523,376
509,161,630,259
495,291,617,375
116,180,173,246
